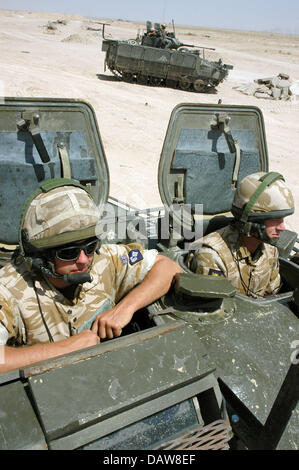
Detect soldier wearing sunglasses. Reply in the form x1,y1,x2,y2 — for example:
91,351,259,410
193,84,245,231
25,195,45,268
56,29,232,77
0,179,181,373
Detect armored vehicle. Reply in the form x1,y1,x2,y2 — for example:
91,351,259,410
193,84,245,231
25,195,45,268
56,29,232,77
132,20,216,53
101,23,233,92
0,98,298,451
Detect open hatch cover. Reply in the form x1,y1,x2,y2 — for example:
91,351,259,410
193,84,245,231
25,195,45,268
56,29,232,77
0,97,109,246
158,103,269,230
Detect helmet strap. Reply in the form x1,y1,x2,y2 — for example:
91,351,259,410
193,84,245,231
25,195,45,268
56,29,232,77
32,257,93,284
240,172,284,224
238,220,278,246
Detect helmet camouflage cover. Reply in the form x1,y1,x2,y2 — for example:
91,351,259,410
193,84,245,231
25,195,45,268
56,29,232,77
21,179,101,252
232,172,294,222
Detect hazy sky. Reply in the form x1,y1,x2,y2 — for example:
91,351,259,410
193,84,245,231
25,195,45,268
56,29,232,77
0,0,299,34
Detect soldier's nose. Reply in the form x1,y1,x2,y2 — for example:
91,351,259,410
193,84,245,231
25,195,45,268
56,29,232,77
277,219,285,231
76,249,89,264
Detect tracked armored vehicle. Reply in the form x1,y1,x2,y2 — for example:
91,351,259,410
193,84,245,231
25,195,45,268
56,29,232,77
101,23,233,92
0,98,298,451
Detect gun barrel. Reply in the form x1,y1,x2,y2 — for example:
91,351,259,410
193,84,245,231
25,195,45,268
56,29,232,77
180,44,216,51
180,43,196,48
196,45,216,51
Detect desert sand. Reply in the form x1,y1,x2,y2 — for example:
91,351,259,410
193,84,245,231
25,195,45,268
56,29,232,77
1,9,299,232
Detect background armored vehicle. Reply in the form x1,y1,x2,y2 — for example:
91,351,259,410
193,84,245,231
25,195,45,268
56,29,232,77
0,98,298,451
101,23,233,92
133,20,216,54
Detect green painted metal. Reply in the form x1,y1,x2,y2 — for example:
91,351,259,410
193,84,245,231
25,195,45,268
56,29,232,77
28,323,213,443
0,381,47,450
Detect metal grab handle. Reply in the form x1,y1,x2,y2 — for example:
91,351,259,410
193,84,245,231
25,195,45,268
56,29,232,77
57,143,72,178
210,113,241,187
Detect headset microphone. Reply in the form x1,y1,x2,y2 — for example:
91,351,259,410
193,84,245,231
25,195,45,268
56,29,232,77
63,273,93,284
31,258,93,284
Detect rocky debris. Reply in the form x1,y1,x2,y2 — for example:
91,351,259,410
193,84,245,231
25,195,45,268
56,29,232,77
86,26,102,31
61,34,93,44
44,21,58,32
43,19,67,32
234,73,296,100
55,19,67,25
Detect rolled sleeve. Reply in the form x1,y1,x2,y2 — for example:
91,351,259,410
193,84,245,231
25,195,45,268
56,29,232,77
100,243,158,302
139,248,158,279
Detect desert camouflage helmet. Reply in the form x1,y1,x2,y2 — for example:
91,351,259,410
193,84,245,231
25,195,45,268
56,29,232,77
19,178,101,253
232,171,294,222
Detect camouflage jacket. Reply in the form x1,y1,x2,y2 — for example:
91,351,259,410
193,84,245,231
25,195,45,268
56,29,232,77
0,243,157,345
188,225,280,297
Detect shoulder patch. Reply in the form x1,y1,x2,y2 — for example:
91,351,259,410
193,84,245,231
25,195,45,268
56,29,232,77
208,268,222,277
120,255,128,265
128,249,143,265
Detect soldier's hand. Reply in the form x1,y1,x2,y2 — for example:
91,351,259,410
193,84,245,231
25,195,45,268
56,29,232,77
68,330,100,350
91,307,133,340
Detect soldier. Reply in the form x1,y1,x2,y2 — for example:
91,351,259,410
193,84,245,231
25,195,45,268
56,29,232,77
160,23,172,49
148,27,158,37
160,23,168,35
147,27,161,47
0,179,182,373
187,172,295,297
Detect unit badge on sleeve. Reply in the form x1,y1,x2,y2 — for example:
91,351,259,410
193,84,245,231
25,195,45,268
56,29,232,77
128,249,143,265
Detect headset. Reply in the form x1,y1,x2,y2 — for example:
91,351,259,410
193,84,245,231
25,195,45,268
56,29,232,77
231,172,289,296
16,178,97,285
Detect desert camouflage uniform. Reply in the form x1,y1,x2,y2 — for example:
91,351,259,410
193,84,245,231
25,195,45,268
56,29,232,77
188,225,280,298
0,243,157,346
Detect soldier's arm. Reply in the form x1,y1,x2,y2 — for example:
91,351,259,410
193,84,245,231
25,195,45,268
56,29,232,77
0,291,100,373
0,330,99,374
189,247,226,277
92,254,182,339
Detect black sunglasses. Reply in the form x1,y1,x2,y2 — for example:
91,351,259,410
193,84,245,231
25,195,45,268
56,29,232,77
53,239,99,261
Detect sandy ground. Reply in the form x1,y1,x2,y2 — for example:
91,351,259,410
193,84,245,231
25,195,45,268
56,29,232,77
1,9,299,233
